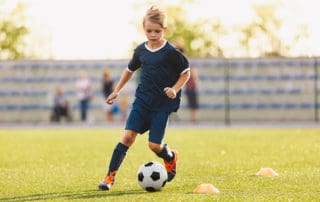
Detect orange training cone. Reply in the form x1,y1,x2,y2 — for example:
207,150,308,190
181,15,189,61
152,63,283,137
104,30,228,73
193,183,220,194
255,168,279,177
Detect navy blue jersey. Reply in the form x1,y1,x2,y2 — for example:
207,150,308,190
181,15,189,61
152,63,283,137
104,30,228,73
128,41,190,112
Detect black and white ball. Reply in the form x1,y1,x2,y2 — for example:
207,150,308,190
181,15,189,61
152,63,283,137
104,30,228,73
137,161,167,192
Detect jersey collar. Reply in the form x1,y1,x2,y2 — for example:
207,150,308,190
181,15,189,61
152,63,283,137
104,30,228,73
144,40,167,52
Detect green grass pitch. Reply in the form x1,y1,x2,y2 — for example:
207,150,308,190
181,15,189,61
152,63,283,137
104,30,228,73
0,127,320,201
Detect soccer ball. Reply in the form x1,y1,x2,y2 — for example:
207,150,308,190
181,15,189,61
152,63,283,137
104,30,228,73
137,161,167,192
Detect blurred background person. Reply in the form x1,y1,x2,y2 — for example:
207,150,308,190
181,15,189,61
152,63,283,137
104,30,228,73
50,87,72,122
177,46,199,122
118,91,128,122
185,66,199,122
76,71,92,122
102,69,115,122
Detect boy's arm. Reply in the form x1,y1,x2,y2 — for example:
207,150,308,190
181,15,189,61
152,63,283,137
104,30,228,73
106,69,133,104
164,70,190,99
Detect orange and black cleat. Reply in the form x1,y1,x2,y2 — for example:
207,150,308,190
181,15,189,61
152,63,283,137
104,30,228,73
98,171,117,191
164,149,178,182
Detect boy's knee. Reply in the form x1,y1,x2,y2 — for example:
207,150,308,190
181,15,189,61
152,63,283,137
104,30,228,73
121,130,137,147
148,142,162,153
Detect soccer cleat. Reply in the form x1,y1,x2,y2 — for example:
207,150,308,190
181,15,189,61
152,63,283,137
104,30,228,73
164,149,178,182
98,171,116,191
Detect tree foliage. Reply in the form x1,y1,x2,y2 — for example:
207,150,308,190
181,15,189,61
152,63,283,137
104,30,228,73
0,1,29,60
238,2,309,57
239,3,283,57
165,5,225,58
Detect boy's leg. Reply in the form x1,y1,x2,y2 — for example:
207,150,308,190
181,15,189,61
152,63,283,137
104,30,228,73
149,111,178,182
98,130,137,191
155,144,178,182
98,142,128,190
99,103,148,190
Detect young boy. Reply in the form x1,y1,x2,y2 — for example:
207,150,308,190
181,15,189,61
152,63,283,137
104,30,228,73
98,6,190,191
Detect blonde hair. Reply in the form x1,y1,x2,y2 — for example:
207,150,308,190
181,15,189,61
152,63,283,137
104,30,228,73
103,69,111,76
143,6,167,28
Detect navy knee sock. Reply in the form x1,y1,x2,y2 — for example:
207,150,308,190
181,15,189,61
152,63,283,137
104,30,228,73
107,142,128,175
156,144,174,162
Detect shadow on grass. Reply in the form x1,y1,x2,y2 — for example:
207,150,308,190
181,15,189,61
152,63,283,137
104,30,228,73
0,189,146,202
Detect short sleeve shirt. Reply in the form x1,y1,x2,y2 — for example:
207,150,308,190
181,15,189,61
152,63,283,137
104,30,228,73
128,41,190,112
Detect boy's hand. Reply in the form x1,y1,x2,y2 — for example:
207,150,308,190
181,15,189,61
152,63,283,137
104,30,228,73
106,92,119,104
164,87,176,99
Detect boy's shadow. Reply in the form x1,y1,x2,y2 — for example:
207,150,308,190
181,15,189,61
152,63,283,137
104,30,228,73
0,189,145,202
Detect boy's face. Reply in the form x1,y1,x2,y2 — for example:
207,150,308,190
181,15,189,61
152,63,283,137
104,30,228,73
143,20,166,42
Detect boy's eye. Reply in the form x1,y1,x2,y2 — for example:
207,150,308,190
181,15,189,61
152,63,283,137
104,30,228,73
146,30,162,33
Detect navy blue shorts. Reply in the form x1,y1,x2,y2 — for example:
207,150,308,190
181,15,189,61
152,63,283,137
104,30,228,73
125,103,170,144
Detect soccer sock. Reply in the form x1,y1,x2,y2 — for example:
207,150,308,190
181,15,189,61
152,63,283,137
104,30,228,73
106,142,128,176
156,144,174,162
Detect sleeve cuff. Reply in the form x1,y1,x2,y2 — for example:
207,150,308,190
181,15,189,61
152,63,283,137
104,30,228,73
180,67,190,75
